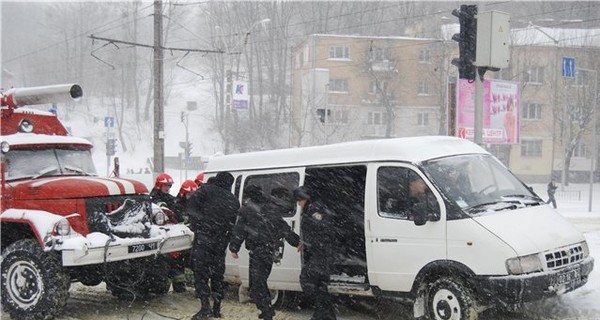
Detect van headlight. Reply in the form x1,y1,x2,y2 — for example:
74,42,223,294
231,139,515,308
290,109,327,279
581,241,590,258
54,218,71,236
506,253,543,275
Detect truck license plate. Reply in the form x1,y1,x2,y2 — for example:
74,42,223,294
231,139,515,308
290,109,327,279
128,242,158,253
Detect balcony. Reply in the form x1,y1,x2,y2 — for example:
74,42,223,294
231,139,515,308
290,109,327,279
368,60,395,72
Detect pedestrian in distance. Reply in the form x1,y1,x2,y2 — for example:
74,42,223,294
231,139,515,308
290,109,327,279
187,172,240,319
546,179,558,209
294,186,337,320
229,185,301,320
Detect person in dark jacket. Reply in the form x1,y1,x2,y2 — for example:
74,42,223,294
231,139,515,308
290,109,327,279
187,172,240,319
229,186,301,320
150,173,189,292
149,173,176,214
546,179,558,209
294,186,337,320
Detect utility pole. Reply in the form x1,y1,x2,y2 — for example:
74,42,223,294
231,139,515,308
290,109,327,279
153,0,164,175
88,3,223,177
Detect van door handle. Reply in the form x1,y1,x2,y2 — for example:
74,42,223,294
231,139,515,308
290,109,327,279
291,221,295,231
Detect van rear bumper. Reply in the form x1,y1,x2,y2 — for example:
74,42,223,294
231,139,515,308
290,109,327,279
473,256,594,305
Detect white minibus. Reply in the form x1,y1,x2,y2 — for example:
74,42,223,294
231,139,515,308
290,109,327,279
204,136,593,320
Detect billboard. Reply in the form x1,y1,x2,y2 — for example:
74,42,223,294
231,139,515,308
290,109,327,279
232,80,249,111
456,78,520,144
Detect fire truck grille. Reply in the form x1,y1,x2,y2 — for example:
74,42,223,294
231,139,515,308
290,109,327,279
544,243,584,270
85,194,153,238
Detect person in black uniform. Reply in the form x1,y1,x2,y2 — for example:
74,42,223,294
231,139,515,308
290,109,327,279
229,185,301,320
187,172,240,319
294,186,337,320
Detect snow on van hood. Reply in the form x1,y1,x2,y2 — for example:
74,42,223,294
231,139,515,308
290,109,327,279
473,205,585,256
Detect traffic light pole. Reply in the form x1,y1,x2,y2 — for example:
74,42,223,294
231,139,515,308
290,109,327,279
474,70,484,145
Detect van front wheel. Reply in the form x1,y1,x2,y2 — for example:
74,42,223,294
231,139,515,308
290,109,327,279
426,277,478,320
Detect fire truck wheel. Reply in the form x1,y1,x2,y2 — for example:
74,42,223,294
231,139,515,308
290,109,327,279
1,239,70,320
138,256,171,295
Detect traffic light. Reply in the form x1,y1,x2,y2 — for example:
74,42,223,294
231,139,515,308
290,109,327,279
184,141,192,160
452,5,478,81
106,138,117,156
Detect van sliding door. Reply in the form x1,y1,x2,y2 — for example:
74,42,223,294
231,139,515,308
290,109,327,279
366,163,446,293
304,165,368,283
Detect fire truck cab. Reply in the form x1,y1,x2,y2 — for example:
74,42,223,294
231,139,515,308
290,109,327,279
1,84,194,320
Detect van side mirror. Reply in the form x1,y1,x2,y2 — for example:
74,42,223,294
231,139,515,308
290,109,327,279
413,213,427,226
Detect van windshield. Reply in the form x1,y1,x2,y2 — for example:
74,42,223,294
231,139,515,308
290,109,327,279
422,154,545,217
4,147,97,181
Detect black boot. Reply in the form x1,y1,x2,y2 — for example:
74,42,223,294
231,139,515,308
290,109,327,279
192,298,212,320
212,298,222,318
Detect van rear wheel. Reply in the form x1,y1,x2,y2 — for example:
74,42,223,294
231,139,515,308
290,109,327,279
270,289,299,309
426,277,478,320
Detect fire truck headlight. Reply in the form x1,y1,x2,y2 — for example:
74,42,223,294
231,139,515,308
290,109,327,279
153,210,167,225
18,119,34,133
54,218,71,236
1,141,9,153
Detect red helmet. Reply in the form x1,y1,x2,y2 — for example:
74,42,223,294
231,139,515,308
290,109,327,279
154,173,173,189
194,172,205,186
179,180,198,197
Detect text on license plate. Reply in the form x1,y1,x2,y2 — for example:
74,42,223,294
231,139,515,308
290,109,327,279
128,242,158,253
551,268,581,286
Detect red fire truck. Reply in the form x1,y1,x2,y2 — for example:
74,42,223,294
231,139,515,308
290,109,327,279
1,84,194,320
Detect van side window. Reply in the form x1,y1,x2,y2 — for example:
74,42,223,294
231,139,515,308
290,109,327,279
377,167,439,221
243,172,299,217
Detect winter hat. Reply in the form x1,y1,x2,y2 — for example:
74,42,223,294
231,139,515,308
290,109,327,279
244,185,265,203
214,171,234,189
293,186,311,201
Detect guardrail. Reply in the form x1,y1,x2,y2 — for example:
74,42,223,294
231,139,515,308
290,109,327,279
555,190,582,201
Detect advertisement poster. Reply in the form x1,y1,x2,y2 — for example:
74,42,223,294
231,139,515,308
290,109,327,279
232,80,249,111
456,79,520,144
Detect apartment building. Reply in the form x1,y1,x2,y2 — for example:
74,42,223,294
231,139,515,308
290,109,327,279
290,34,449,147
291,27,600,183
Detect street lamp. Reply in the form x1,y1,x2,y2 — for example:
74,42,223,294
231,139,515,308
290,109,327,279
586,68,598,212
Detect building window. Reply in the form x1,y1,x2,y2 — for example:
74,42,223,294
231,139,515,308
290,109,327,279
329,46,350,60
368,47,391,62
574,69,593,87
417,81,430,95
418,49,431,63
368,111,383,125
417,112,429,126
369,80,389,94
523,103,542,120
573,143,587,158
525,67,544,84
521,140,543,157
329,79,349,93
316,108,331,123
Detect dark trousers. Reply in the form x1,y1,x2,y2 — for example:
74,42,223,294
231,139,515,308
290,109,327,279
192,240,228,300
300,264,336,320
249,248,275,317
547,194,557,208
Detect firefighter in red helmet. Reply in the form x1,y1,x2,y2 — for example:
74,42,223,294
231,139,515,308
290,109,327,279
150,173,176,216
194,172,205,187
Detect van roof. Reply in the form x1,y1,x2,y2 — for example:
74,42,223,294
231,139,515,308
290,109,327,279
206,136,488,172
